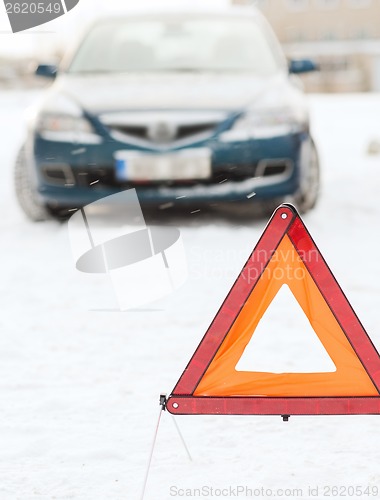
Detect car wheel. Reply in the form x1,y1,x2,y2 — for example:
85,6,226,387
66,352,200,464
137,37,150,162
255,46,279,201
292,139,320,214
14,144,64,222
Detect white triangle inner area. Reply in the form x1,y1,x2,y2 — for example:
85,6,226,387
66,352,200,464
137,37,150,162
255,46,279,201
235,285,336,373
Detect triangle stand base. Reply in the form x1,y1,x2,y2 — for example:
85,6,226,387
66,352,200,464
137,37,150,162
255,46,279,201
167,395,380,416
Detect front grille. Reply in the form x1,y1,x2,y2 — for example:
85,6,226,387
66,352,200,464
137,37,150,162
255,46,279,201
71,164,258,189
57,159,293,190
176,124,216,140
110,125,147,140
99,111,229,145
109,123,217,142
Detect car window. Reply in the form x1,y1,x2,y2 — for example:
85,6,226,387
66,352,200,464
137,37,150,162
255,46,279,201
67,17,282,75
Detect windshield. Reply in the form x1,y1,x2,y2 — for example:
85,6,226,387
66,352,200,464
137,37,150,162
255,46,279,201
67,17,282,75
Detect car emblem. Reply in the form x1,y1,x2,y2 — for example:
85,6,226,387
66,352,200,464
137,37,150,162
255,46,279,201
148,121,177,143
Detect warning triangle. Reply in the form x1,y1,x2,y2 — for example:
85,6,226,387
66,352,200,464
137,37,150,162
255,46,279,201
167,204,380,416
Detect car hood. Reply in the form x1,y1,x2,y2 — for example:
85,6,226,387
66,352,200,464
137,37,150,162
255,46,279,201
49,72,289,114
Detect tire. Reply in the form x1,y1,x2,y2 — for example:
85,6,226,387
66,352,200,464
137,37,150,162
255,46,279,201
292,139,320,214
14,145,72,222
14,145,53,221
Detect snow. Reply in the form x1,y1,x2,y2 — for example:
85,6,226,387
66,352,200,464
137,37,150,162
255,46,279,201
1,90,380,499
235,285,337,374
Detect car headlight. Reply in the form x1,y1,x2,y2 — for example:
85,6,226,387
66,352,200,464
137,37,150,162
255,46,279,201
37,113,94,134
232,106,308,139
36,112,102,144
234,107,307,128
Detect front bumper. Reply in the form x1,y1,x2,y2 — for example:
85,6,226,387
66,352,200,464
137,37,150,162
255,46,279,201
32,130,309,208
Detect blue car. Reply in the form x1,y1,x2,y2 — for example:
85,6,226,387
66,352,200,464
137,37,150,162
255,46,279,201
15,5,320,220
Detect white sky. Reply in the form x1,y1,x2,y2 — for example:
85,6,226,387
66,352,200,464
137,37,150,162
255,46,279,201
0,0,230,59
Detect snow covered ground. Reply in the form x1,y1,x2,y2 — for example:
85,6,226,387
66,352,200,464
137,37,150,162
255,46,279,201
1,91,380,499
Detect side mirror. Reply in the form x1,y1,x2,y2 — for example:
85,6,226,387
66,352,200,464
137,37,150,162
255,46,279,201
289,59,318,75
35,64,58,79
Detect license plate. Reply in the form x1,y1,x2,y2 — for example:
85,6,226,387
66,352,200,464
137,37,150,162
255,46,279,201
114,149,212,181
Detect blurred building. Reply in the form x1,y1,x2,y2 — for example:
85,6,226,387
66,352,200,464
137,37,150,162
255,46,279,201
233,0,380,92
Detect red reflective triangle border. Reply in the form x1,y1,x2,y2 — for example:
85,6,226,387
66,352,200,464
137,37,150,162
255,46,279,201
167,204,380,416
